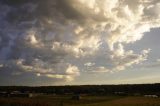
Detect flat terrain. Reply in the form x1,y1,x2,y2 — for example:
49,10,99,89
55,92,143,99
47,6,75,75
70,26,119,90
0,95,160,106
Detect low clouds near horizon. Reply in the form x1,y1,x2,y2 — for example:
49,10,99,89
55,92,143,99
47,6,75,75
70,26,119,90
0,0,160,84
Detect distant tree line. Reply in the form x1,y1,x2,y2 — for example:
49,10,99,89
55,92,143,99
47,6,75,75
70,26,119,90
0,83,160,96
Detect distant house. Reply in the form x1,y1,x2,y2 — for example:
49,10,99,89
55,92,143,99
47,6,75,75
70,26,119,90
71,94,81,100
144,95,158,98
28,93,44,98
133,93,141,96
9,91,33,98
0,92,9,97
65,93,73,95
114,92,127,96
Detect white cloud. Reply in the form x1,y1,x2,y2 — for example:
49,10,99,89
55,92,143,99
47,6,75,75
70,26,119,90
45,74,64,79
84,62,95,67
0,64,3,68
111,49,151,71
157,59,160,62
66,64,80,75
94,66,110,73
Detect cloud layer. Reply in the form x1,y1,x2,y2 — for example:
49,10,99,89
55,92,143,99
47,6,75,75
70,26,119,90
0,0,160,82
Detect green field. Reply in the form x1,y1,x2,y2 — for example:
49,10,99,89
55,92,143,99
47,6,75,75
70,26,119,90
0,95,160,106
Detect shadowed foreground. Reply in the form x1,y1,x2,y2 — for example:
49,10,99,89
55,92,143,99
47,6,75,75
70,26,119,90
0,95,160,106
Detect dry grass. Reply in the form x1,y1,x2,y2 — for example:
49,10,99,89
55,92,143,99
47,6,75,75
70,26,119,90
81,97,160,106
0,96,160,106
0,97,50,106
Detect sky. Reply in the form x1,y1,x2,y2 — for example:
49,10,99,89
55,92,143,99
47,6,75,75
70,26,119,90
0,0,160,86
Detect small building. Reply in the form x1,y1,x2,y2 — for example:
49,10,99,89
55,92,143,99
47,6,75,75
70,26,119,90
28,93,43,98
114,92,127,96
133,93,141,96
144,95,158,98
10,93,29,98
9,91,32,98
71,94,81,100
0,92,9,97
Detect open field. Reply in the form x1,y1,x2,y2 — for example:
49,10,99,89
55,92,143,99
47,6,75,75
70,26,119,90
0,95,160,106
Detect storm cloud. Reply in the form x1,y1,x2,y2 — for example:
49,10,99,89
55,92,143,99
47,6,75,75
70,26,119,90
0,0,160,83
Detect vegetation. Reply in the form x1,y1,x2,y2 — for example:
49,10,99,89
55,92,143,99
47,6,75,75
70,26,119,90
0,83,160,95
0,84,160,106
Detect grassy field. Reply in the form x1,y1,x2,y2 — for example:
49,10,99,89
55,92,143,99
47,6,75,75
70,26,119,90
0,95,160,106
